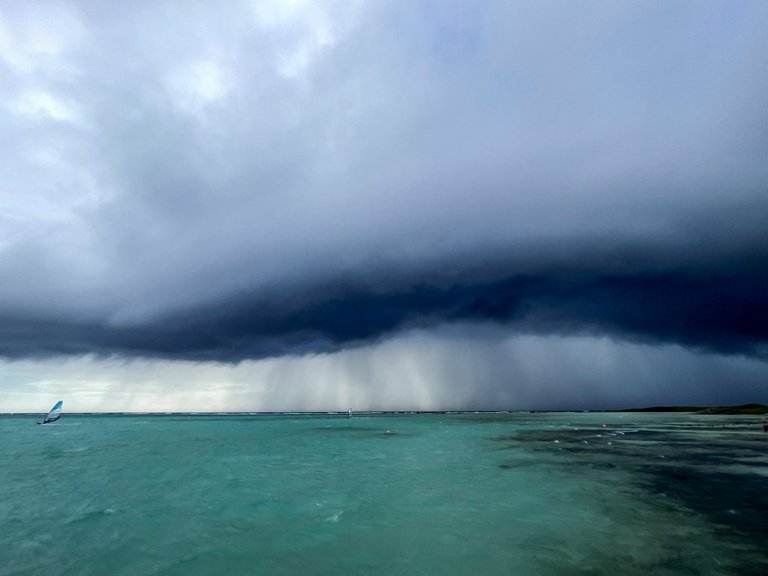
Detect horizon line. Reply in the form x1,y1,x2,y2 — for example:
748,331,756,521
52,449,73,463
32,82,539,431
3,403,766,416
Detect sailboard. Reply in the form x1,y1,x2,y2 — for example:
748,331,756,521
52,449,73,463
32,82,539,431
39,401,63,425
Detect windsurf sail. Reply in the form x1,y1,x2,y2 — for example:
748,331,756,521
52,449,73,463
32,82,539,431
41,401,63,424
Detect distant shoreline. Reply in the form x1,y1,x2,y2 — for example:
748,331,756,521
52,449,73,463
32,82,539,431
615,403,768,415
2,403,766,416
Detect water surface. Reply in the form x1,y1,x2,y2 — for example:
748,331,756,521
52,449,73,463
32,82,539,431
1,412,766,575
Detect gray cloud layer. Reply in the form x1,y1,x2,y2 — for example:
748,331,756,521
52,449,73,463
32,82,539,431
1,1,768,364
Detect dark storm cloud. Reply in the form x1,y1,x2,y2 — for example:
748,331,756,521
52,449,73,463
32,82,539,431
1,1,768,363
2,256,766,361
139,258,768,361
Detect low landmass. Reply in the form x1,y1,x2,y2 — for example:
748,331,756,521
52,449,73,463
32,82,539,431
620,403,768,415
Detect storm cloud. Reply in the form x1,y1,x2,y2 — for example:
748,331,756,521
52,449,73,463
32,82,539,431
2,262,767,361
1,1,768,407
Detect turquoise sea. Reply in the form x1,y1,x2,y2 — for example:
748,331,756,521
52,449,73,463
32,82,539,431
1,412,766,575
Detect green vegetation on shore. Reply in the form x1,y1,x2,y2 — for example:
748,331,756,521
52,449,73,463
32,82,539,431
619,403,768,415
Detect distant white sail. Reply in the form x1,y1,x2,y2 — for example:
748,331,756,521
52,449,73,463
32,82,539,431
41,401,63,424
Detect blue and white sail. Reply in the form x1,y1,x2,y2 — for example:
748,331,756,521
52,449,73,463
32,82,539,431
41,401,63,424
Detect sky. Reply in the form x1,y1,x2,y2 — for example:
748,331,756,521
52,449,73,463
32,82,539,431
1,0,767,412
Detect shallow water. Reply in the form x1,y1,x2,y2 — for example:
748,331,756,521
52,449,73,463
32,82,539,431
1,412,766,575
